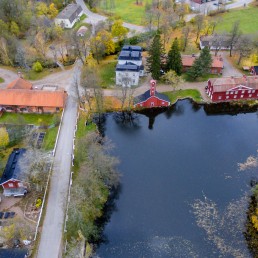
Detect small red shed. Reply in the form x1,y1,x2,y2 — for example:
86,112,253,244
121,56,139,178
206,76,258,102
0,148,28,197
134,80,171,108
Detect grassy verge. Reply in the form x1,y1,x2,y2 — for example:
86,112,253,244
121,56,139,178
99,56,117,88
42,127,59,151
0,77,4,83
0,113,57,126
23,67,62,80
164,89,203,104
215,6,258,34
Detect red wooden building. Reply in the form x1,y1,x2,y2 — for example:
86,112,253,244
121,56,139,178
134,80,170,108
0,149,28,197
182,55,223,74
206,76,258,102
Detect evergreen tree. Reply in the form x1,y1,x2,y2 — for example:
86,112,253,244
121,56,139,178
188,46,212,79
146,32,164,80
166,38,183,75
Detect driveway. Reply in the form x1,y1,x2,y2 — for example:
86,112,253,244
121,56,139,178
220,52,242,77
36,63,80,258
0,68,19,89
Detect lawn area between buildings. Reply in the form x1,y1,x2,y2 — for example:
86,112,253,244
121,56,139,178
215,6,258,34
98,0,151,25
0,77,4,83
99,57,116,88
164,89,203,104
23,67,63,80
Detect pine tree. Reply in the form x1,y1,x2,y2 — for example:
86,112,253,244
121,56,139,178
188,46,212,79
166,38,183,75
146,32,164,80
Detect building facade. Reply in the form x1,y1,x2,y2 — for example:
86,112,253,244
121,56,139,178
54,4,83,28
116,45,144,86
206,76,258,102
250,66,258,75
134,80,171,108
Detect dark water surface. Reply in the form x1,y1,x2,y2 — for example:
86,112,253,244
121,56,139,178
96,100,258,258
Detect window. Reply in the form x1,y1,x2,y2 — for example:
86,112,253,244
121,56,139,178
252,90,255,93
226,92,229,95
241,95,244,98
162,102,164,104
230,91,233,94
18,182,23,187
242,90,245,93
151,102,155,107
218,96,222,100
234,95,237,98
133,73,135,77
235,91,238,94
8,183,14,187
226,96,229,99
248,90,251,93
140,104,143,107
249,94,252,97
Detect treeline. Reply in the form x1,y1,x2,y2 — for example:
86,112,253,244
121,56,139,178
0,0,72,67
65,131,120,256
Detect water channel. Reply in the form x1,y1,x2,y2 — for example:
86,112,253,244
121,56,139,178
96,100,258,258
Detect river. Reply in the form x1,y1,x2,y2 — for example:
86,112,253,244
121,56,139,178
96,100,258,258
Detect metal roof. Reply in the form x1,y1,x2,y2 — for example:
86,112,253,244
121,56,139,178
134,90,170,104
122,45,142,52
116,64,140,71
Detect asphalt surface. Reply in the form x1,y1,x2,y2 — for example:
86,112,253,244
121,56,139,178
36,63,80,258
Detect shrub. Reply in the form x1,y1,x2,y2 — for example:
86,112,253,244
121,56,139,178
32,61,43,72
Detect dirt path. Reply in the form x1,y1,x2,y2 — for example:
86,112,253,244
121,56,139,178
0,68,18,89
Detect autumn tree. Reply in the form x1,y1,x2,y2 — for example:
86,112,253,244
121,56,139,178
0,127,9,149
181,26,190,52
90,30,115,63
166,38,183,75
236,35,252,65
111,20,128,40
161,70,183,91
194,15,204,44
146,31,165,80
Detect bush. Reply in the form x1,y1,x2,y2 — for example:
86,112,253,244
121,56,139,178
32,61,43,72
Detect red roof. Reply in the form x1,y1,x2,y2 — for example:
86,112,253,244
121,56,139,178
182,55,223,68
0,89,67,108
7,78,33,90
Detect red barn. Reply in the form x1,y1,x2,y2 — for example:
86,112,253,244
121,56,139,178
134,80,170,108
206,76,258,102
0,149,28,197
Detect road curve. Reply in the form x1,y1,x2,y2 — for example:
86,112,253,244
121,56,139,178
75,0,146,33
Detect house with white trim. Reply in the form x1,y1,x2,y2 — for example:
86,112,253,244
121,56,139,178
54,4,83,29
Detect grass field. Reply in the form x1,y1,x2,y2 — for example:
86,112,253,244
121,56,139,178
99,56,117,88
0,77,4,83
215,6,258,34
42,126,59,150
23,68,62,80
98,0,150,25
164,89,203,104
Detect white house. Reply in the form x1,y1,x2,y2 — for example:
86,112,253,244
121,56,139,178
116,46,144,86
55,4,83,29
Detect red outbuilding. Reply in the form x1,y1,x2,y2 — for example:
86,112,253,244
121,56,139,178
250,66,258,75
134,80,171,108
206,76,258,102
0,148,28,197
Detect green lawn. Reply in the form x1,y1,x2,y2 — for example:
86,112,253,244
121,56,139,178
0,113,59,126
164,89,203,104
215,6,258,34
76,114,96,139
42,126,59,151
99,59,116,88
0,77,4,83
182,73,221,82
23,68,62,80
98,0,150,25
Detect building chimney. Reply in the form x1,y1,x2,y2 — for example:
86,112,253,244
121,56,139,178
150,79,156,96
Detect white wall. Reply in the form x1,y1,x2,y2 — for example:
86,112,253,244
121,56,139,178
116,71,139,86
118,60,142,66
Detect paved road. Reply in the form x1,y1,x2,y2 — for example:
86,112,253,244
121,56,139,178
75,0,146,33
36,63,80,258
0,68,19,88
221,52,242,77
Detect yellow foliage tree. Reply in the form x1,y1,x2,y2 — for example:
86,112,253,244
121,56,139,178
111,20,128,40
0,127,9,149
36,2,48,16
85,53,97,69
48,3,58,19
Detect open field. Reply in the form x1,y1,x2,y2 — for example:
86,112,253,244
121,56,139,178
99,56,117,88
215,6,258,34
164,89,203,103
98,0,150,25
0,77,4,83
